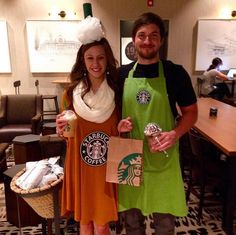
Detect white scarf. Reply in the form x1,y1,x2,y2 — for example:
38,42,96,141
73,79,115,123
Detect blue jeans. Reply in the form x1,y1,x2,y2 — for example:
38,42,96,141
122,208,175,235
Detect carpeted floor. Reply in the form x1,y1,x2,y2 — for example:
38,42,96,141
0,182,228,235
0,145,230,234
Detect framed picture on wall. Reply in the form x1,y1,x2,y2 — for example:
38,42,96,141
120,20,136,65
26,20,81,73
0,20,11,73
121,37,137,65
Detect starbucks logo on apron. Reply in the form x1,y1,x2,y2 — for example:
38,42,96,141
80,131,109,166
136,90,151,104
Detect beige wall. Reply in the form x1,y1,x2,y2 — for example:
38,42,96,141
0,0,236,101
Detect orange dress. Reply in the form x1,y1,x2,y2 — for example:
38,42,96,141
60,94,118,225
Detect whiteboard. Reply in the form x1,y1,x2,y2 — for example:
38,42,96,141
195,20,236,71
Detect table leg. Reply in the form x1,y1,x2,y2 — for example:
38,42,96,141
53,187,61,235
47,219,53,235
16,195,22,235
41,219,47,235
222,157,236,235
231,80,235,97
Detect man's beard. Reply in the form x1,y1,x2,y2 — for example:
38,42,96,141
136,47,158,60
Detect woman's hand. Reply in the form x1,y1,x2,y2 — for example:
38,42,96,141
56,112,68,137
117,117,133,133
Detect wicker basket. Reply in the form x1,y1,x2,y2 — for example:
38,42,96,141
10,168,63,219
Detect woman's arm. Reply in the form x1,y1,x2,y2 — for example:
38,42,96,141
216,71,229,81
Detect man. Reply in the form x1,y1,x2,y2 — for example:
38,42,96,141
118,12,198,235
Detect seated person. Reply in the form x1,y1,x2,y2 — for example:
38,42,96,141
201,57,231,100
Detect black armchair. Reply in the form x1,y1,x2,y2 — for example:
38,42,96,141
0,94,43,143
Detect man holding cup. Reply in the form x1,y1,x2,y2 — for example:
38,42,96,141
118,12,198,235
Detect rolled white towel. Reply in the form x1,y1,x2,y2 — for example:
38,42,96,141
16,161,51,190
39,173,58,187
15,157,63,190
15,161,38,187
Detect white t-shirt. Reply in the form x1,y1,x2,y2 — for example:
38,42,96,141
201,69,222,95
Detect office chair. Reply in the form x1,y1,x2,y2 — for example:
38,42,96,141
196,77,206,97
179,132,194,201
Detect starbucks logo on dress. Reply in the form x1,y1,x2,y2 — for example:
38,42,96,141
80,131,109,166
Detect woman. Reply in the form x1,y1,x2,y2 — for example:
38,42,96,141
202,57,230,100
56,16,120,235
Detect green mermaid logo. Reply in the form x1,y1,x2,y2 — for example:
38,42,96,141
118,153,142,186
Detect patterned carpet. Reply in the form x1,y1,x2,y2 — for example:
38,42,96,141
0,182,228,235
0,146,229,234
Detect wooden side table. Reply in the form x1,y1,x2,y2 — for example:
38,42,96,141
13,134,41,164
3,164,43,227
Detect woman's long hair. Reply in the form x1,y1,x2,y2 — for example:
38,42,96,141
207,57,222,71
66,38,121,116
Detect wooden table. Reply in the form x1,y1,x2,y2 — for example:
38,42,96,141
194,97,236,156
52,79,70,88
13,134,41,164
194,97,236,235
3,164,43,227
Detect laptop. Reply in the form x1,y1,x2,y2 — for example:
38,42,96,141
226,68,236,79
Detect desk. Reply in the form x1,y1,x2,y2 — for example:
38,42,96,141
194,97,236,235
194,97,236,155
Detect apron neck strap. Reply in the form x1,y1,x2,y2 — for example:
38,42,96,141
128,62,137,78
159,60,164,77
128,60,164,78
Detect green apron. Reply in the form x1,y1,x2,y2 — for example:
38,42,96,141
119,61,187,216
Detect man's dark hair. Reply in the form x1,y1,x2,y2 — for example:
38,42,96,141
132,12,165,40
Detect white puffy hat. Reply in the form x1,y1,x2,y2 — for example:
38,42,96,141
77,16,104,45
